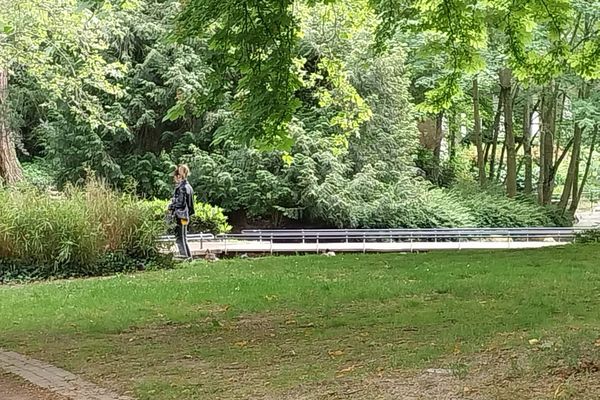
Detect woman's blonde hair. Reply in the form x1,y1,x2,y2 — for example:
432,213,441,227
174,164,190,179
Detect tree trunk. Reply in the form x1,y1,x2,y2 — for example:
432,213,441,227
500,69,517,197
432,112,444,182
488,94,503,180
0,69,24,185
473,78,486,186
539,85,557,205
523,95,533,195
559,123,582,211
571,126,598,214
496,141,506,182
448,109,458,162
559,84,587,212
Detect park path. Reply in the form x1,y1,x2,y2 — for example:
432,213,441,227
0,372,66,400
0,350,133,400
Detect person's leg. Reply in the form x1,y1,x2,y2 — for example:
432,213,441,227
182,221,192,259
175,219,186,257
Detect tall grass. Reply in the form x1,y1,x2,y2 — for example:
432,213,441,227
0,180,168,280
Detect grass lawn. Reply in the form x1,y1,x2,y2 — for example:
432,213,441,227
1,246,600,399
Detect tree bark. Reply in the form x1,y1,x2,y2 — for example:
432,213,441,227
523,95,533,195
539,84,557,205
448,109,458,162
500,68,517,197
571,126,598,214
496,141,506,182
473,78,486,186
432,111,444,182
559,123,582,211
488,93,503,180
0,69,24,185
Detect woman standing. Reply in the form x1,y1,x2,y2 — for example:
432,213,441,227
169,164,195,259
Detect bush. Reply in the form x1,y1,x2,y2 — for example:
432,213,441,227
21,159,55,190
575,229,600,244
0,181,171,281
450,185,563,227
146,199,232,235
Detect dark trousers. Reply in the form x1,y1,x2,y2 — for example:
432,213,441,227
175,219,192,258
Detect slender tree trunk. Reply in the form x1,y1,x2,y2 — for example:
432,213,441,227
432,111,444,182
555,92,567,161
539,84,557,205
0,69,24,185
449,109,458,162
488,94,503,180
559,84,587,212
473,78,486,186
571,150,579,211
496,141,506,181
523,95,533,195
559,124,582,211
571,126,598,214
500,69,517,197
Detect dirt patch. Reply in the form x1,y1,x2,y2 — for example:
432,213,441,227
261,348,600,400
0,372,66,400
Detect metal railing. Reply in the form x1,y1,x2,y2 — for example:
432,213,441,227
237,227,586,242
159,228,590,242
158,227,592,254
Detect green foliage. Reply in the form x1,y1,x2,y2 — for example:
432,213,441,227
21,160,55,190
5,0,587,234
450,185,564,228
0,180,169,281
146,199,231,234
177,0,301,148
575,229,600,244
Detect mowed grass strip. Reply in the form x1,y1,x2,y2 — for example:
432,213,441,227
1,246,599,399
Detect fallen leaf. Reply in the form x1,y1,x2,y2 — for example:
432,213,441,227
328,350,344,358
528,339,540,345
285,319,297,325
594,338,600,347
453,343,462,354
234,340,248,348
337,364,356,374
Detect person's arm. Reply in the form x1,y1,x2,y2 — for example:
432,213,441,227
173,186,187,210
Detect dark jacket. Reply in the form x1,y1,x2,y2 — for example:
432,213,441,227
169,180,195,220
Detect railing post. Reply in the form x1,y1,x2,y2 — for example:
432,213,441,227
363,232,366,253
224,235,228,255
200,232,204,250
270,233,273,255
318,233,322,253
302,229,305,244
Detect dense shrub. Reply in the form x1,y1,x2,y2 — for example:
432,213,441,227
0,181,171,281
147,199,231,234
450,185,566,227
575,229,600,244
21,160,55,190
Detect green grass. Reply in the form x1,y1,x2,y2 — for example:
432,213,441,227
1,246,600,399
